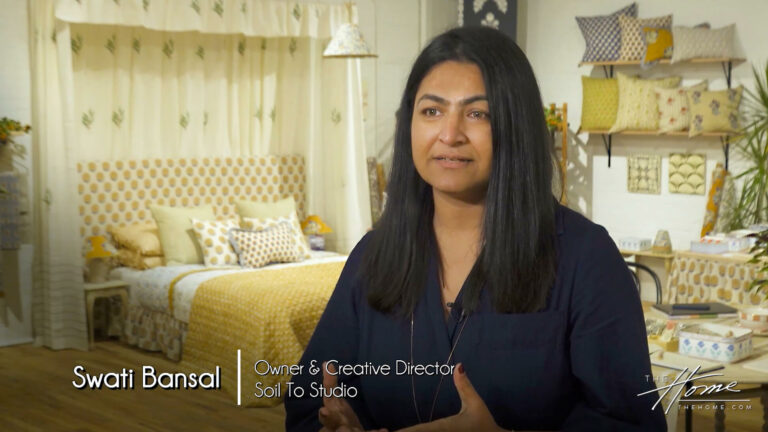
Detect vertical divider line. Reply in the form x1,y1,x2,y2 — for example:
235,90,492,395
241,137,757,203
237,349,242,406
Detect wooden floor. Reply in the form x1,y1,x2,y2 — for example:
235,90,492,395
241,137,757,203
0,341,285,431
0,340,765,431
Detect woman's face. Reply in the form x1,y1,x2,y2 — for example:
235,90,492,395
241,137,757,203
411,61,492,203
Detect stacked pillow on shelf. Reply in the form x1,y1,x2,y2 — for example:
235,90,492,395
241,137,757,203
576,3,741,135
109,197,311,270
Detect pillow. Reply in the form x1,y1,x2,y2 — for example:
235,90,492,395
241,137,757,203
618,14,672,61
228,223,302,268
701,163,726,237
609,72,681,133
107,223,163,256
575,3,637,62
688,86,743,137
642,27,673,66
116,248,164,270
580,76,618,130
236,197,296,220
671,24,735,64
242,211,311,259
191,218,239,267
655,81,708,133
150,205,216,266
642,23,711,67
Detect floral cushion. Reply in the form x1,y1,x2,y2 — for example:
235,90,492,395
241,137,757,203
655,81,708,133
687,86,743,137
609,72,681,132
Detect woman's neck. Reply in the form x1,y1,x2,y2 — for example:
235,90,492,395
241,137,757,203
432,189,484,236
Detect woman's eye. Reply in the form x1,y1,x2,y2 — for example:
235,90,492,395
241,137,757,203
423,108,439,116
469,111,489,120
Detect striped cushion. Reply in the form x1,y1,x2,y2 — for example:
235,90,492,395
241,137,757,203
575,3,637,62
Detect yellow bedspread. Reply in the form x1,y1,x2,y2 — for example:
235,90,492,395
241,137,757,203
179,261,345,407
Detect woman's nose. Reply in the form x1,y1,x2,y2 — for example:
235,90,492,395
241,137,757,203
438,112,467,145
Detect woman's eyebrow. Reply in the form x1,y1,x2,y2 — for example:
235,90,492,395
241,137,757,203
416,94,487,106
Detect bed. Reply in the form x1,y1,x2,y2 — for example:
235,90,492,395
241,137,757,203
77,155,347,406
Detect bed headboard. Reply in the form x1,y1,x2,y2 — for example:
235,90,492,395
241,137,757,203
77,155,306,238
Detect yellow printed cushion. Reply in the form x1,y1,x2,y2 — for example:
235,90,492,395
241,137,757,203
150,205,216,266
687,86,743,137
191,219,239,267
108,222,163,256
580,76,618,131
609,72,681,133
618,14,672,61
117,248,164,270
242,211,311,259
228,223,301,268
236,197,296,220
642,26,673,65
655,81,708,133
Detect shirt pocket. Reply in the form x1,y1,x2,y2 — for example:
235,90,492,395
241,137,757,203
478,311,566,349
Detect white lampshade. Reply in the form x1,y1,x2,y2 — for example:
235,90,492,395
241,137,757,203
323,23,377,58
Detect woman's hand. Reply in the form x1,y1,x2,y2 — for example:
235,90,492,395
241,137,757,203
396,363,506,432
318,362,388,432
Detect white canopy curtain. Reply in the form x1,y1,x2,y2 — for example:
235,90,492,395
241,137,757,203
29,0,370,350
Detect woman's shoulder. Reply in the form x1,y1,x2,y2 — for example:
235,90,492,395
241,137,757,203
555,204,619,260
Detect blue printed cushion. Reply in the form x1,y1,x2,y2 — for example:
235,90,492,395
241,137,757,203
575,3,637,62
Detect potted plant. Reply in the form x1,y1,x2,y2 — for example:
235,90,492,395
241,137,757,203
0,117,31,145
723,63,768,231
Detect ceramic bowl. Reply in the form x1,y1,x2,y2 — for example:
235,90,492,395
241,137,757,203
739,307,768,331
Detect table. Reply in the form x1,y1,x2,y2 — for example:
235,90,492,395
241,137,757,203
84,280,130,348
621,249,675,275
645,304,768,432
666,250,767,307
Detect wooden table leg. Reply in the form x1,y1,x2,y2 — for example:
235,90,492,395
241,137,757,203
85,292,96,349
714,405,725,432
118,290,129,342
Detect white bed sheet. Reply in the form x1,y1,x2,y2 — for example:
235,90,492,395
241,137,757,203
110,250,346,323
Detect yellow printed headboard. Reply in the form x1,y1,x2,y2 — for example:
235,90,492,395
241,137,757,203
77,155,306,238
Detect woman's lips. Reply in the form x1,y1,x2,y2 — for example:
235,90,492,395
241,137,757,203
433,156,472,168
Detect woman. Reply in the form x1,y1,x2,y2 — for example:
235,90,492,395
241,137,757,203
285,27,666,431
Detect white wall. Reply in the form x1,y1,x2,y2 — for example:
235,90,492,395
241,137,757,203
521,0,768,251
358,0,457,168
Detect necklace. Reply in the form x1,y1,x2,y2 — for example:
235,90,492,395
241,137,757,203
409,310,470,423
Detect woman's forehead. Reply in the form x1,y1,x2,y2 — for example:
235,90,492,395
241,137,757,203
415,61,486,100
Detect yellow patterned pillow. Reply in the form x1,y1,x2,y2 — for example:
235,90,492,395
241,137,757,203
242,211,311,259
580,76,618,131
191,218,239,267
228,223,301,268
655,81,708,133
117,248,164,270
618,14,672,61
609,72,681,133
108,222,163,256
642,26,673,64
150,205,216,265
688,86,743,137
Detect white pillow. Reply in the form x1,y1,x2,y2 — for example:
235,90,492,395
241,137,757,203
671,24,735,63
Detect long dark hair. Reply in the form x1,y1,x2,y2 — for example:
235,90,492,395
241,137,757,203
360,27,557,315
